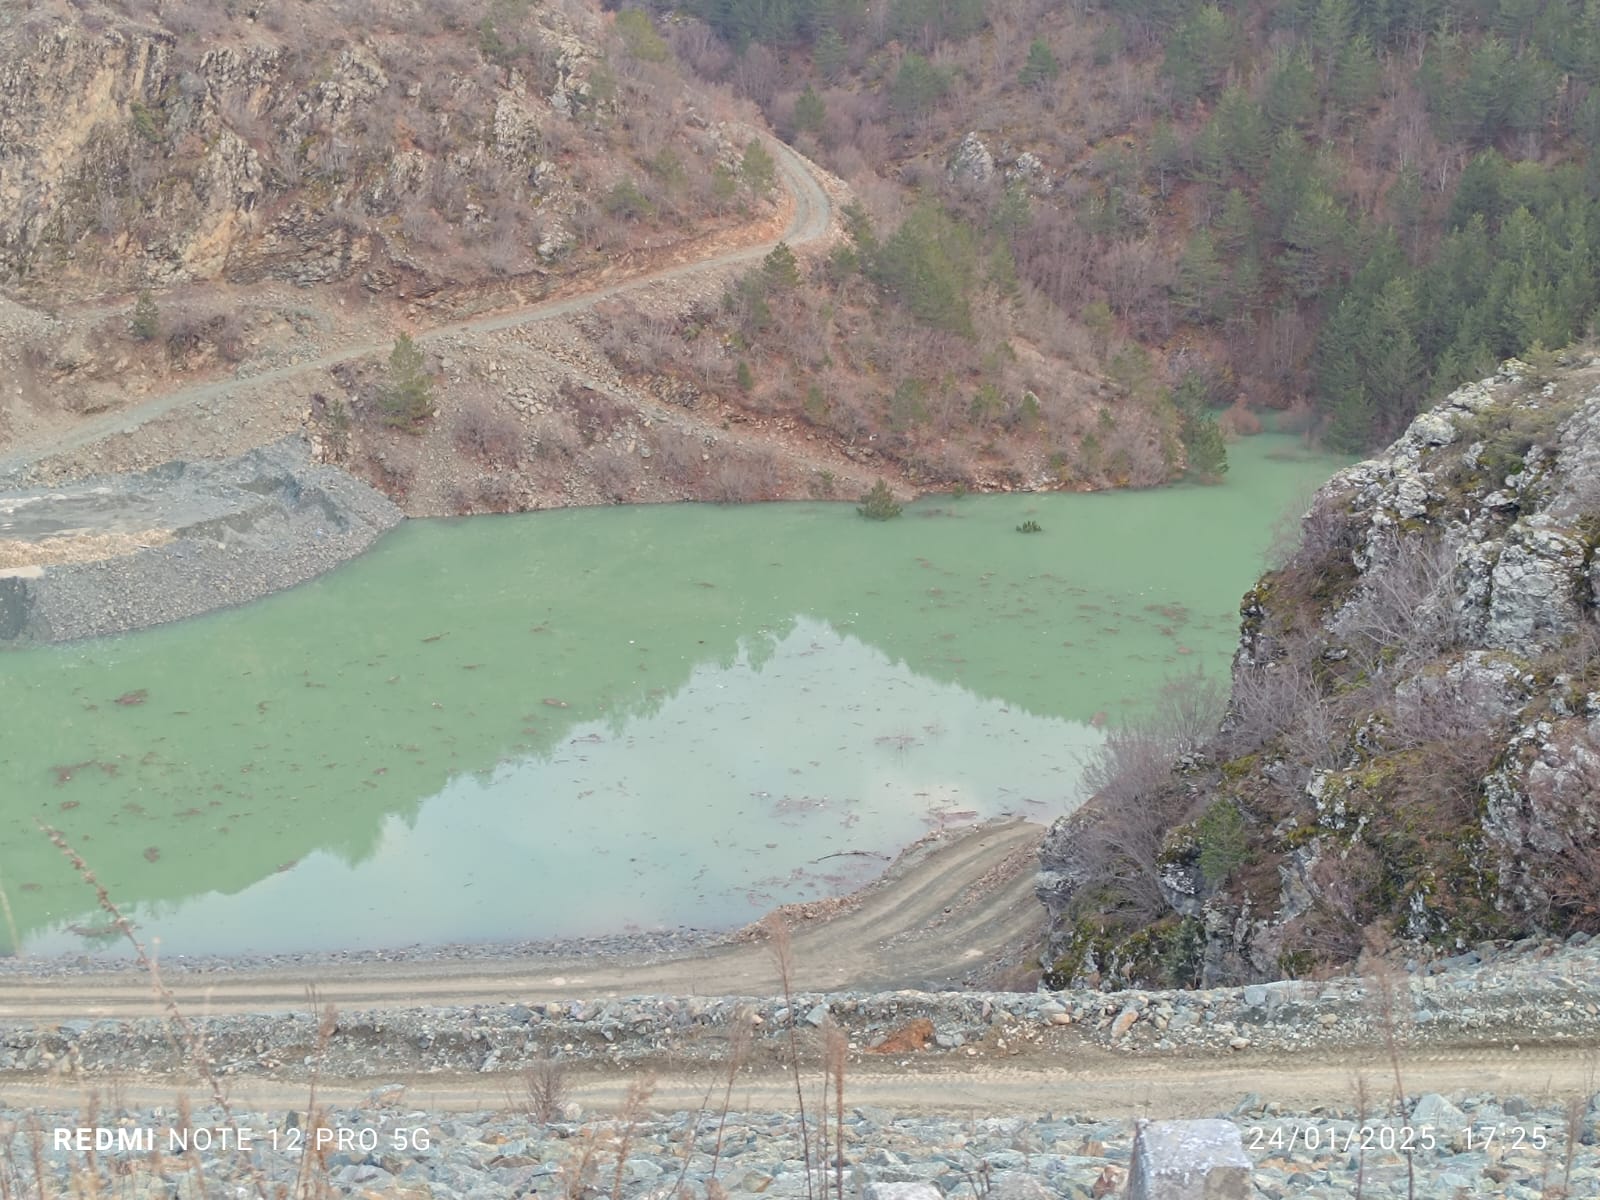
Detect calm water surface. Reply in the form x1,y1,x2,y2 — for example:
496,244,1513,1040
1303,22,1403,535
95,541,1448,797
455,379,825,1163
0,436,1345,955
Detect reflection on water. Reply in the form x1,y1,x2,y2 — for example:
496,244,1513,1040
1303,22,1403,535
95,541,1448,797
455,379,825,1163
0,435,1347,955
22,621,1097,955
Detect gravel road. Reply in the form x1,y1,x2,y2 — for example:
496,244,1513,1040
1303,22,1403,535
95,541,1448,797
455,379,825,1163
0,136,834,487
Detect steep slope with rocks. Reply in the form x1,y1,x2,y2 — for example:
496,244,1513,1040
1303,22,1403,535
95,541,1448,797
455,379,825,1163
0,0,718,296
1038,354,1600,989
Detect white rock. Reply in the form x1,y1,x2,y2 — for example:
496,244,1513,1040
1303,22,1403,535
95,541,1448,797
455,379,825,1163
1128,1119,1252,1200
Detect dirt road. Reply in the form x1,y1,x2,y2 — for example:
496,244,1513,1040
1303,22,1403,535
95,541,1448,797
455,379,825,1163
0,137,833,484
3,817,1597,1121
0,819,1045,1021
4,1042,1592,1122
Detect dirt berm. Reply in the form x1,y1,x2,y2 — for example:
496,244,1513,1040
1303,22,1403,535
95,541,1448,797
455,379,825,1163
0,436,401,642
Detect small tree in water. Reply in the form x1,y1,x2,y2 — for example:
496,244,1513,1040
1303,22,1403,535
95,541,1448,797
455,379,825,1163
382,333,435,429
857,480,902,520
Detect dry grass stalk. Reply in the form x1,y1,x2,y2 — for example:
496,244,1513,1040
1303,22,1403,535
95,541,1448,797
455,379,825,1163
707,1016,754,1189
1362,930,1416,1200
563,1125,603,1200
764,914,815,1198
25,1117,49,1200
608,1076,656,1200
825,1020,848,1200
37,822,272,1200
292,985,340,1200
1351,1072,1371,1200
0,872,20,961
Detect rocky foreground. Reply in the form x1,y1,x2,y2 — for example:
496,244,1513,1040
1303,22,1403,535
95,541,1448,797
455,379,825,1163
2,933,1597,1197
4,1090,1598,1200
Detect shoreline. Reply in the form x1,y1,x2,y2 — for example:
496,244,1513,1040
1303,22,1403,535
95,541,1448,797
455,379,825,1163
0,437,401,644
0,818,1045,987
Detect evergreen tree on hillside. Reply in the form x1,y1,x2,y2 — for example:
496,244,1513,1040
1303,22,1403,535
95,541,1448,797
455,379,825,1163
382,333,435,429
130,290,159,341
792,85,826,135
1018,38,1060,87
869,204,977,335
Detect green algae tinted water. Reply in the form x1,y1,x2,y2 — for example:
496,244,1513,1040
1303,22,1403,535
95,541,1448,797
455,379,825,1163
0,436,1346,956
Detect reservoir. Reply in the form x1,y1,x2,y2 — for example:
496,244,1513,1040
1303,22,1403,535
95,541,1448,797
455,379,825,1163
0,435,1346,956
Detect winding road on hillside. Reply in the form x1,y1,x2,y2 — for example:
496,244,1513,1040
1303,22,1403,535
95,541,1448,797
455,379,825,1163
0,136,834,483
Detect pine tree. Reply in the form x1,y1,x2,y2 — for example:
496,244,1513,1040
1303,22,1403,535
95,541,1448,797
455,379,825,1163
1216,87,1269,175
890,53,952,120
1170,371,1228,480
741,140,777,194
857,479,902,520
1214,188,1255,258
1263,50,1317,130
1176,231,1227,323
792,86,826,135
130,290,160,341
1018,38,1060,87
762,241,802,288
813,28,847,80
1165,4,1239,103
382,333,435,429
1148,120,1186,198
1361,278,1426,438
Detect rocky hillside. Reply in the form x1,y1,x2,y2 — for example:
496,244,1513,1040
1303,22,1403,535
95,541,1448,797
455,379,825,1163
0,0,749,297
1038,352,1600,989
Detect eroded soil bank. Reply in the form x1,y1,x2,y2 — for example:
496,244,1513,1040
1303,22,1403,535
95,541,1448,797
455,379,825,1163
0,437,400,642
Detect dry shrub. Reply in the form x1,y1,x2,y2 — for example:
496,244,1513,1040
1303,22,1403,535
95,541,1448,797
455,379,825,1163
1384,666,1512,820
163,304,246,365
562,383,630,446
1065,672,1227,922
1281,841,1385,969
454,400,524,467
1224,652,1347,773
522,1052,569,1124
710,454,782,502
595,303,686,374
1332,532,1462,671
1218,400,1262,437
475,475,521,513
1265,488,1362,594
653,430,707,487
532,410,582,461
592,448,642,501
365,447,417,501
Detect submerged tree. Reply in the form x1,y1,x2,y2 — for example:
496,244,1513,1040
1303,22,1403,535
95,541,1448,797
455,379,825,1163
857,479,902,520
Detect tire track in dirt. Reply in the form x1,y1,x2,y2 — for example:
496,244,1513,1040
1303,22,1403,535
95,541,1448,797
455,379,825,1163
5,1048,1592,1121
0,820,1045,1019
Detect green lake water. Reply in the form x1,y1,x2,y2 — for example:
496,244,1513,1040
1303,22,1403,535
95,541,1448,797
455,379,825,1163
0,435,1346,957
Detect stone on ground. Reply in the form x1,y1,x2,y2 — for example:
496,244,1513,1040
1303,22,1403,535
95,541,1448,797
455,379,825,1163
1127,1119,1251,1200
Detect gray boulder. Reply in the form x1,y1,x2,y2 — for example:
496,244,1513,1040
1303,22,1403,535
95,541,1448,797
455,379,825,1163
1127,1119,1252,1200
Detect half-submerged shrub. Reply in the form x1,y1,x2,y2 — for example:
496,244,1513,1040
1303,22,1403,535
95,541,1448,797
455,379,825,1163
857,479,902,520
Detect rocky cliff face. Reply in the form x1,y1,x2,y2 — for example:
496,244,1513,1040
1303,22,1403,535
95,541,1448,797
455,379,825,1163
1037,355,1600,988
0,1,671,297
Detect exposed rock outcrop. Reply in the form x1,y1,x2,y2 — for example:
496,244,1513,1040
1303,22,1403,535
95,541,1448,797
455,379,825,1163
0,4,623,294
1038,356,1600,988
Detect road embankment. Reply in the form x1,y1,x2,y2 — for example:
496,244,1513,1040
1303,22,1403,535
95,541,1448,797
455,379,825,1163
0,436,401,642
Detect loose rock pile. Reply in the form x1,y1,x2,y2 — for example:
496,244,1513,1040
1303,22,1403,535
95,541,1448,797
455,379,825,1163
4,934,1594,1079
3,1091,1596,1199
